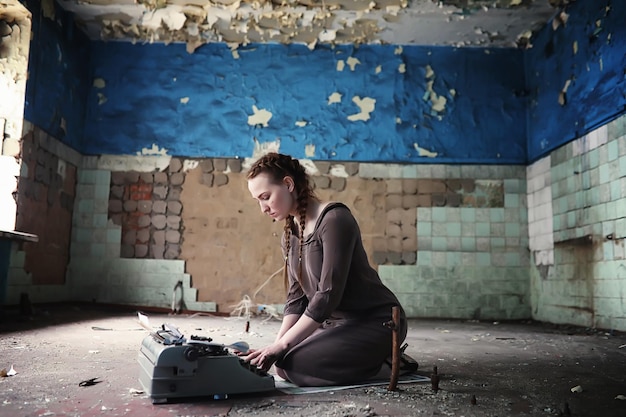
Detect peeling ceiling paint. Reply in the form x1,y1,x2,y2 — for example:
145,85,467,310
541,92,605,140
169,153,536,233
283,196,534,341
54,0,560,51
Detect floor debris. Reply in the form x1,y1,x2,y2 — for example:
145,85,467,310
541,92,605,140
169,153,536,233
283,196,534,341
1,305,625,416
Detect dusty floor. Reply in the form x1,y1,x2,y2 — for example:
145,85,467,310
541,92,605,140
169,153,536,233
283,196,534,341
1,304,626,417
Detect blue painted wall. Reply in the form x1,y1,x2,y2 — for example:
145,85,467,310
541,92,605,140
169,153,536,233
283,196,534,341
24,0,91,150
85,42,528,163
23,0,625,164
526,0,626,162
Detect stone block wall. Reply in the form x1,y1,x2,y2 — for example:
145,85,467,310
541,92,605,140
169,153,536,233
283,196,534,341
528,114,626,331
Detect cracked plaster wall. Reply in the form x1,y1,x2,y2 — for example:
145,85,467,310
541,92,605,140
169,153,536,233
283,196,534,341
55,0,556,50
25,0,626,165
526,0,626,162
83,41,527,163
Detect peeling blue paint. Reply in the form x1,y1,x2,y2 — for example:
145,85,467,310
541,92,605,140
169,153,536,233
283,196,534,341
23,1,90,150
22,0,625,164
84,42,527,163
526,0,626,162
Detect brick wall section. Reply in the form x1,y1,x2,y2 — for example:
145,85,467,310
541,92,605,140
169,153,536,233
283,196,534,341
62,154,217,312
109,169,181,259
108,157,241,260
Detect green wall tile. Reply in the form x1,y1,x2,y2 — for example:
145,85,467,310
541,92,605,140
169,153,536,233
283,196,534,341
610,180,621,201
446,222,461,237
79,169,97,184
446,252,462,266
417,251,432,265
477,253,491,266
490,208,505,222
505,194,520,208
106,229,121,243
93,214,108,228
77,199,94,214
491,237,505,248
505,253,521,267
446,208,461,222
619,156,626,177
505,223,520,237
432,207,447,222
447,237,461,251
459,253,473,265
417,221,432,237
599,164,610,184
504,179,521,193
417,208,432,222
607,139,619,161
460,208,476,223
588,149,599,169
95,184,110,200
476,222,490,237
461,237,476,251
433,223,446,237
432,252,447,267
90,243,106,258
418,237,432,250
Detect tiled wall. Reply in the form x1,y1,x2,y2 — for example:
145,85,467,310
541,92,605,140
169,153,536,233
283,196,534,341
11,117,625,327
7,128,532,318
7,126,215,312
67,161,215,311
371,165,530,320
528,115,626,331
6,124,80,304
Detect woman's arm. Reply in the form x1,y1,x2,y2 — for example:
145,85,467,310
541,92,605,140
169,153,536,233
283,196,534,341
275,314,319,350
245,314,320,371
275,313,300,341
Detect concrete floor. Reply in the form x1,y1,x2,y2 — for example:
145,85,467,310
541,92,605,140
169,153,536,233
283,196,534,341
1,304,625,417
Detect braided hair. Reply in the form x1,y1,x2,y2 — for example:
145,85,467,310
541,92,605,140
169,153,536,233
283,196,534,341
246,153,318,290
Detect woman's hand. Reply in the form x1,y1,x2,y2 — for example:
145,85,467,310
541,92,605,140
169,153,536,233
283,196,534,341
243,343,285,371
236,348,255,356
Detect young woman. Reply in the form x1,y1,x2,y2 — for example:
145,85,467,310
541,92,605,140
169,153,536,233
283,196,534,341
244,152,414,386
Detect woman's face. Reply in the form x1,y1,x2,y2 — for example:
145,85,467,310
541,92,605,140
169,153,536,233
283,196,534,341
247,172,296,221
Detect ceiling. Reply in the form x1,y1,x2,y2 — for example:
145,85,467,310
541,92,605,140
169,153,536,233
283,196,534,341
53,0,564,51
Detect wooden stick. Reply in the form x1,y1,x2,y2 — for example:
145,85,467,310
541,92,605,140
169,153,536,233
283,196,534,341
387,306,400,391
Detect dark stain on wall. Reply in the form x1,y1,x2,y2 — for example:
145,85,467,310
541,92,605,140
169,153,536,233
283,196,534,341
15,128,76,284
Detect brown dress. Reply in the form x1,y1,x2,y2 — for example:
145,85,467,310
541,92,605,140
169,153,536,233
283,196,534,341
276,202,407,386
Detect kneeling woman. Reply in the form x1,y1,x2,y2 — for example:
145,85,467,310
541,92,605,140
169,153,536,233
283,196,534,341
244,152,414,386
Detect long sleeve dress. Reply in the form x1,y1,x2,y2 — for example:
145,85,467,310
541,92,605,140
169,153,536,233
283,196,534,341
276,202,407,386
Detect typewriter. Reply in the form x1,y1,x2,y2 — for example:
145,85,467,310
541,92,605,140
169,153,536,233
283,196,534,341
138,323,275,403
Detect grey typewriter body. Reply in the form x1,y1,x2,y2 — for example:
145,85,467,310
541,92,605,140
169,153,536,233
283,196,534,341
138,325,275,403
